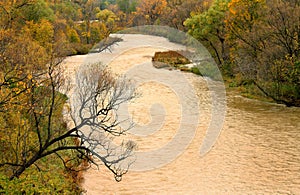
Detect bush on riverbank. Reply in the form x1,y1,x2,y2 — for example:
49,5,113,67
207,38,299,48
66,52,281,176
152,51,191,68
0,150,84,194
0,90,85,194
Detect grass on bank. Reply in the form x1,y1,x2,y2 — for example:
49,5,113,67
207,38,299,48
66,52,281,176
0,90,85,194
152,50,277,104
0,148,84,194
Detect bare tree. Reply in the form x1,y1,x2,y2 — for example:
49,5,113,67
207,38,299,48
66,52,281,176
0,58,136,181
91,36,123,53
0,0,136,185
69,63,137,181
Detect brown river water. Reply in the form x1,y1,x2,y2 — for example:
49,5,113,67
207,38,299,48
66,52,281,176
63,34,300,194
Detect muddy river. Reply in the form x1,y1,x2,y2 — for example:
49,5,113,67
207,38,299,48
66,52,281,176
63,34,300,194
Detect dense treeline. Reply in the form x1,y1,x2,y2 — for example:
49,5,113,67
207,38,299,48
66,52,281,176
93,0,300,106
184,0,300,106
0,0,90,193
0,0,136,193
106,0,300,106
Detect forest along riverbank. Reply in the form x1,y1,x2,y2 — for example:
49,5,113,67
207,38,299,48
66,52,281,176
63,34,300,194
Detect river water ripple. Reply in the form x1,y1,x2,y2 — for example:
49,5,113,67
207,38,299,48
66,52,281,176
64,34,300,194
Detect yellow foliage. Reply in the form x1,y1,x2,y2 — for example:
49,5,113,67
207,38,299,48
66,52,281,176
23,19,54,50
136,0,168,24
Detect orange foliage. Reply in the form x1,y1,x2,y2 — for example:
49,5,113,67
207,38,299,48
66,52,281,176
135,0,167,24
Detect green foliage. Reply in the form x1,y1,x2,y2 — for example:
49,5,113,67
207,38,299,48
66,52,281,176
184,0,228,41
24,19,54,50
101,0,117,9
0,83,83,193
0,151,82,194
117,0,137,13
0,3,85,189
196,61,223,81
0,0,141,193
184,0,300,106
22,0,55,22
67,28,81,43
184,0,230,65
190,67,202,76
69,43,93,55
51,1,81,22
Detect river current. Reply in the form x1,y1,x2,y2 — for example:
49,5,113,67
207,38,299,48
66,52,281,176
64,34,300,194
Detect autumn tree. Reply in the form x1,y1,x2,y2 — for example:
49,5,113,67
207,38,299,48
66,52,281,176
50,0,82,22
74,0,100,44
22,0,55,22
0,55,136,181
0,0,36,29
226,0,300,106
117,0,137,13
0,0,137,187
95,8,119,39
184,0,230,66
134,0,167,25
161,0,211,31
112,0,137,27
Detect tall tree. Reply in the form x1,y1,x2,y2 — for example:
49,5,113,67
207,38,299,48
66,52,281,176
95,8,119,39
134,0,167,25
74,0,100,44
0,0,36,29
0,0,137,184
117,0,137,13
184,0,230,66
226,0,300,106
161,0,211,30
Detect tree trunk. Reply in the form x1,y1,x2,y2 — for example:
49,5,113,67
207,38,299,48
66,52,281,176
9,153,40,180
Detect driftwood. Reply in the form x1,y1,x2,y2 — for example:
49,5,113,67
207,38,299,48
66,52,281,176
91,37,123,53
